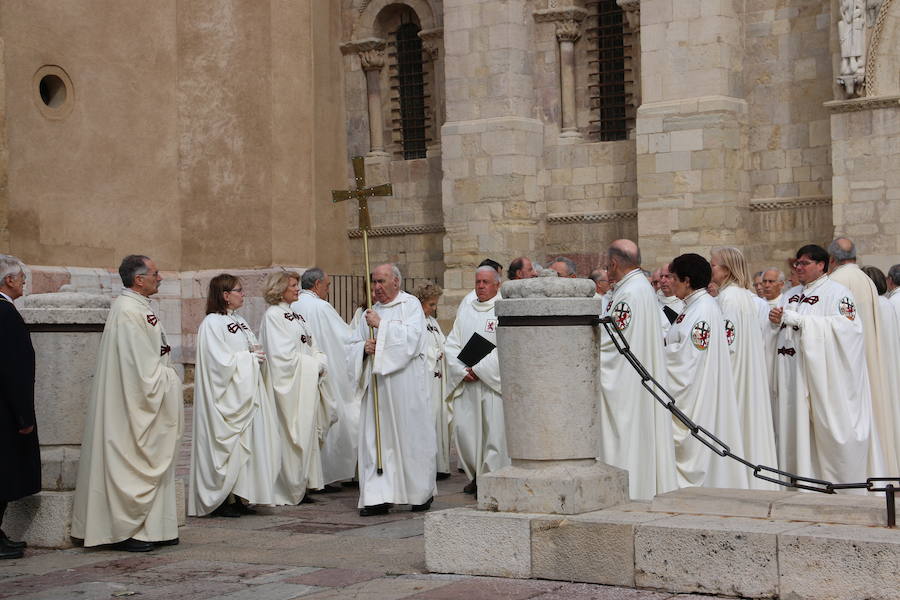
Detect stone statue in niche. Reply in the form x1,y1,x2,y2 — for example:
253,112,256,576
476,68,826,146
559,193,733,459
866,0,883,27
837,0,866,97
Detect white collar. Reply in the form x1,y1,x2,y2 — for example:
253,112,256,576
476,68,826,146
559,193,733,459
613,268,642,290
121,288,151,306
683,288,707,307
0,291,12,304
803,274,829,292
300,290,319,299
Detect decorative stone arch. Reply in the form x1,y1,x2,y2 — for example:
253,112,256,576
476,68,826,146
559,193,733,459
865,0,900,96
351,0,437,40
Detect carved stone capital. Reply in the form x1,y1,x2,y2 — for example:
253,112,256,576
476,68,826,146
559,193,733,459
555,19,582,43
617,0,641,31
533,7,588,24
419,28,443,61
359,48,386,71
339,37,386,56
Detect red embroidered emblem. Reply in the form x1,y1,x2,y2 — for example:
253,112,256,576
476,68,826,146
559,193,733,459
611,301,632,331
800,295,819,305
789,294,801,303
838,296,856,321
485,319,497,333
777,347,796,356
690,320,711,351
284,312,295,321
160,344,171,356
146,314,158,327
724,319,736,346
675,314,686,324
227,323,240,334
300,334,311,345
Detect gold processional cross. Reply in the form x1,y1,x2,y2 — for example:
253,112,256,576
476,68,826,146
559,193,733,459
332,156,392,475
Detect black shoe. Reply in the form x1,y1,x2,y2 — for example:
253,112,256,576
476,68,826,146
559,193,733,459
153,538,179,547
0,546,23,560
463,479,477,495
411,497,433,512
436,472,451,481
233,501,256,515
321,484,343,493
0,531,26,549
111,538,154,552
211,502,242,518
359,503,391,517
299,494,317,504
457,467,465,473
341,481,360,488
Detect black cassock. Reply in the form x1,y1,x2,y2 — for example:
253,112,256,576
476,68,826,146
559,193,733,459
0,297,39,501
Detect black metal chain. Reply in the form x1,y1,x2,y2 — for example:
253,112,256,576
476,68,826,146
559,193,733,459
598,316,900,527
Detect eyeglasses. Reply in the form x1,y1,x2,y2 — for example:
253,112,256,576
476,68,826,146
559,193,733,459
793,260,815,268
227,287,244,294
136,271,160,278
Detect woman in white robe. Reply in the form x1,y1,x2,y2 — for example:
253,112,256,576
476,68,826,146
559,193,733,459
189,274,281,517
710,247,778,489
665,253,750,489
415,282,452,479
259,271,336,505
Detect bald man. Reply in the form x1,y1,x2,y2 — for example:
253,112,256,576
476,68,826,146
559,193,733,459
597,240,677,499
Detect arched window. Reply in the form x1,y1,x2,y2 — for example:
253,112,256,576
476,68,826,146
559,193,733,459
587,0,635,141
391,21,429,159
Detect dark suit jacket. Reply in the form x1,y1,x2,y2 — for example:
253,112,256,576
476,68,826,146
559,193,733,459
0,296,40,501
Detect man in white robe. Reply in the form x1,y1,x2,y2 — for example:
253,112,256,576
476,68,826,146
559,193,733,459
828,238,899,474
770,244,882,484
72,255,183,551
292,267,358,486
348,264,436,515
598,240,677,500
665,254,749,489
657,263,685,335
444,266,509,495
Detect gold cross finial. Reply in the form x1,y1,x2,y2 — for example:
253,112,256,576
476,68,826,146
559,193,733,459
332,157,393,232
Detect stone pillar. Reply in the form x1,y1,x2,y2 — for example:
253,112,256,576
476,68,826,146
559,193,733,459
617,0,641,110
635,0,749,268
441,0,544,318
419,27,444,155
5,292,186,547
556,17,583,140
357,38,389,159
478,275,628,515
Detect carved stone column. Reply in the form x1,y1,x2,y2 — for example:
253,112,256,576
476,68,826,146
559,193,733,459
357,38,389,158
617,0,641,109
534,7,587,140
419,28,444,153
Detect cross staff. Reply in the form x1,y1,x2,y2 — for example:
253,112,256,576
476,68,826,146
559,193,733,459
332,156,392,475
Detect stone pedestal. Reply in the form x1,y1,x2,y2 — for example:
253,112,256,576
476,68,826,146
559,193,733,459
478,275,628,515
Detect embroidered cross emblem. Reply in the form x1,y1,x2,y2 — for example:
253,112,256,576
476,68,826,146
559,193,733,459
146,314,158,327
611,301,632,331
778,347,796,356
839,296,856,321
227,323,240,334
675,313,686,324
724,319,736,346
691,320,711,351
485,319,497,333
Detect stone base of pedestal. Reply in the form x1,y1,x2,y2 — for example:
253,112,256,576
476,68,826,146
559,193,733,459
425,488,900,599
478,461,628,515
4,478,186,548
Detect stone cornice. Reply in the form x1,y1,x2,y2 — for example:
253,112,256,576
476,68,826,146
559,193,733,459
347,223,446,238
823,95,900,113
418,27,443,42
533,7,588,24
546,210,637,225
339,37,386,56
749,196,831,212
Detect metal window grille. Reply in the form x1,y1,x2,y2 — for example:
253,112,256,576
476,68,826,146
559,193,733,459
328,274,436,323
389,22,430,160
586,0,634,141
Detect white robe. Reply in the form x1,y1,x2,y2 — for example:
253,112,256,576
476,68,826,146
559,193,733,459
424,315,452,474
830,263,899,475
72,290,183,546
664,289,749,489
773,275,883,484
599,269,678,500
876,295,900,471
348,291,436,507
715,285,779,489
189,312,280,515
888,287,900,317
657,292,685,336
444,292,510,481
260,303,336,503
292,290,358,484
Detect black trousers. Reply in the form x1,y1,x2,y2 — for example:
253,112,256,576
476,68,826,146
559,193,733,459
0,500,6,531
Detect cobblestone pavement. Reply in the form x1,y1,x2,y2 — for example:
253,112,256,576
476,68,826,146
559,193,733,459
0,408,737,600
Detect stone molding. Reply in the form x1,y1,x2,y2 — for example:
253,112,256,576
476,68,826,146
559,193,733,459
533,7,588,24
824,95,900,113
865,0,894,95
546,210,638,225
419,27,443,61
339,37,386,56
555,20,582,43
749,196,832,212
617,0,640,31
347,223,445,238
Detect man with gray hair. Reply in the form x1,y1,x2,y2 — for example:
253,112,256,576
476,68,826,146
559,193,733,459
348,263,436,516
828,237,900,473
444,265,508,495
0,255,38,559
548,256,578,278
72,255,183,552
292,267,357,489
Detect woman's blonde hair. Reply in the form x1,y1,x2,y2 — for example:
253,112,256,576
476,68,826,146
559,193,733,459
263,270,300,305
712,246,751,290
414,281,443,303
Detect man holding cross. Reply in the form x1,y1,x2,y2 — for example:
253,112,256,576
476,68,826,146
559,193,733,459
347,264,436,516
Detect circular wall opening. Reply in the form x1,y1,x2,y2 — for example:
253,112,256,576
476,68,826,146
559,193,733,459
33,65,74,119
39,74,67,108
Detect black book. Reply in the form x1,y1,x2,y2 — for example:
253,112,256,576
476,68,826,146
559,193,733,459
663,305,679,324
457,332,496,367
